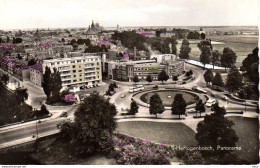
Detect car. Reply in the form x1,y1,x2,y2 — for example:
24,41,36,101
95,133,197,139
60,112,68,117
137,85,144,90
205,99,216,107
187,108,196,113
153,85,158,89
192,86,197,90
121,94,125,98
129,89,134,93
222,95,228,100
133,88,139,92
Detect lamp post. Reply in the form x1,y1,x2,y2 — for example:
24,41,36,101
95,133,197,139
35,120,38,140
244,100,247,113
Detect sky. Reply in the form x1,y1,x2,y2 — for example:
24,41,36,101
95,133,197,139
0,0,259,29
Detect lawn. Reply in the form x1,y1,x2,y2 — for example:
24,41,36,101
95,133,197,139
227,116,259,164
117,121,197,147
177,35,258,66
141,90,198,106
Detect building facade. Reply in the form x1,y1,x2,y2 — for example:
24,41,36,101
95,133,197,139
43,56,102,89
29,62,43,87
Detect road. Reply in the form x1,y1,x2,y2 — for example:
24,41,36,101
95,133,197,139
0,63,258,149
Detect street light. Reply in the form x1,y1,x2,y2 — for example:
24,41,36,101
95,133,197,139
35,120,38,140
244,100,247,113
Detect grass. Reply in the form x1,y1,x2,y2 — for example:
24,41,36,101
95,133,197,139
117,121,197,147
177,35,258,65
227,116,259,164
141,90,198,106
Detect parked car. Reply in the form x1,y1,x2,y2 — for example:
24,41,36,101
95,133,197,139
121,94,125,98
153,85,158,89
60,112,68,117
187,108,196,113
205,99,216,107
137,85,144,90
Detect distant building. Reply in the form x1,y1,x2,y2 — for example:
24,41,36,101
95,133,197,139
29,62,43,86
0,56,30,81
43,55,102,89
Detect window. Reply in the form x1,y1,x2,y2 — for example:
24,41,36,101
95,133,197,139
73,70,76,73
73,80,76,82
72,65,76,68
74,75,76,77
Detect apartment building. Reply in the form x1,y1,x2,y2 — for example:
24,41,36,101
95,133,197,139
42,55,102,89
112,59,185,82
29,62,43,86
162,61,185,78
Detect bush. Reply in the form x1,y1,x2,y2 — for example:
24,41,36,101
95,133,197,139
112,134,174,165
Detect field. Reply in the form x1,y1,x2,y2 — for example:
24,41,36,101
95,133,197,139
177,35,259,66
140,90,198,106
117,121,197,147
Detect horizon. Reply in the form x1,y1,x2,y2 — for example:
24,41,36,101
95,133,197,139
2,25,259,31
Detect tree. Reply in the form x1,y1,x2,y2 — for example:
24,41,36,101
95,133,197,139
240,47,259,86
212,50,221,69
15,37,23,43
158,70,169,83
37,104,50,117
130,99,139,115
133,75,139,84
108,83,115,92
212,72,224,87
6,36,10,43
27,59,37,66
195,103,239,158
1,74,9,85
221,47,237,71
179,39,191,59
200,33,206,40
72,43,78,51
70,39,77,45
50,68,62,102
171,94,187,118
187,31,200,39
146,74,153,83
12,37,16,44
42,66,52,101
172,75,178,81
226,66,243,92
195,99,205,117
149,93,165,118
203,69,213,85
197,40,213,51
58,92,117,155
14,87,28,104
199,46,211,68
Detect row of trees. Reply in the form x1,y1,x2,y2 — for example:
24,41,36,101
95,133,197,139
112,31,147,51
42,67,62,104
197,40,237,70
149,93,187,118
147,37,178,55
204,66,243,92
133,70,170,84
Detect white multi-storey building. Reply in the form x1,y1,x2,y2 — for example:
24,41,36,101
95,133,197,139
42,56,102,89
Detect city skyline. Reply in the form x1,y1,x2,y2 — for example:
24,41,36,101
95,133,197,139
0,0,259,29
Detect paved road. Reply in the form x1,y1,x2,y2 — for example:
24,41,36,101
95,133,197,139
0,64,258,149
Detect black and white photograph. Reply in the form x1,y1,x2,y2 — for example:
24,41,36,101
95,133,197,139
0,0,259,166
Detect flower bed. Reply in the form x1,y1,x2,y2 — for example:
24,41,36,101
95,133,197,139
112,133,176,165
